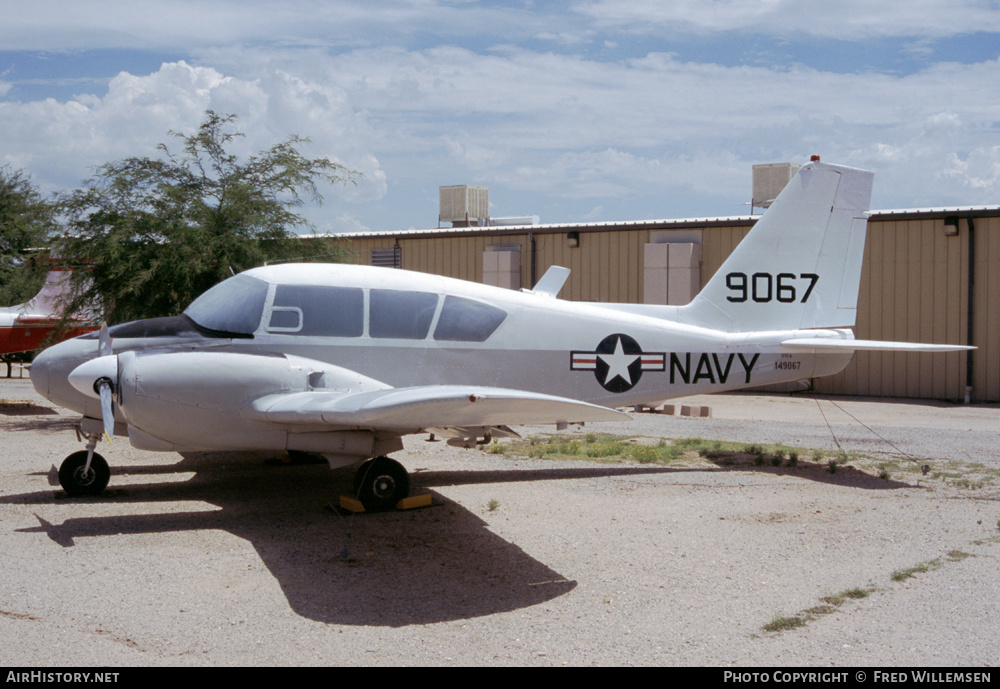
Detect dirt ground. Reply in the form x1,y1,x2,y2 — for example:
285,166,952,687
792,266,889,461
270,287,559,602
1,369,998,667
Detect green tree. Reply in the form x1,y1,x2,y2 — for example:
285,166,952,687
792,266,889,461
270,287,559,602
55,111,358,323
0,165,54,305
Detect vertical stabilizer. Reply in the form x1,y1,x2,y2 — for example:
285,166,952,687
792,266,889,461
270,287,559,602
678,161,874,333
15,264,72,317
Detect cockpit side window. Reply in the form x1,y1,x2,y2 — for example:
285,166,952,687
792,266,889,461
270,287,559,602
183,274,269,336
370,290,438,339
433,296,507,342
266,285,363,337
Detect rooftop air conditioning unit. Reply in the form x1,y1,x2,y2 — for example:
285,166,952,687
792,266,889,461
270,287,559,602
752,163,801,210
440,185,489,227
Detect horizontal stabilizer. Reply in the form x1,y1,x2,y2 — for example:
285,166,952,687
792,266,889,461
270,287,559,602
781,337,973,352
250,385,627,429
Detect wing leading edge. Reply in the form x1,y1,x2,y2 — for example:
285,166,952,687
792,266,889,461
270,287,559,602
248,385,627,430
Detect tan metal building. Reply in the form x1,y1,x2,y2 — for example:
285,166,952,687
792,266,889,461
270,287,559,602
323,207,1000,402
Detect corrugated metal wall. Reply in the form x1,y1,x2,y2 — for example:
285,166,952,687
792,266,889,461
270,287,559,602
330,212,1000,401
817,217,967,399
970,215,1000,401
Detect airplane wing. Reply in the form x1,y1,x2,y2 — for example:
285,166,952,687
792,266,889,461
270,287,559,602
247,385,627,430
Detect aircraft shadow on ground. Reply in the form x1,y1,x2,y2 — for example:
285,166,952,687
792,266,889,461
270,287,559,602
416,460,911,491
0,412,76,435
696,452,917,490
0,402,60,417
7,443,916,626
10,452,581,627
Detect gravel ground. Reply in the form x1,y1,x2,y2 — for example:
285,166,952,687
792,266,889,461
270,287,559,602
1,371,998,667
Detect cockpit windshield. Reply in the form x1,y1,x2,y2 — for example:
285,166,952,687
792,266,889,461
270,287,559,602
183,274,269,336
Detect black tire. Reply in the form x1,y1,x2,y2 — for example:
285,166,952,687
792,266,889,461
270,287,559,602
353,456,410,512
58,451,110,497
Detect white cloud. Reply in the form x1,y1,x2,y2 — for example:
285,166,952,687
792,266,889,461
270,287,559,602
0,1,546,52
943,147,1000,191
315,212,372,235
310,46,1000,172
0,61,386,210
0,5,998,228
0,0,1000,62
7,47,1000,221
575,0,1000,39
6,1,994,53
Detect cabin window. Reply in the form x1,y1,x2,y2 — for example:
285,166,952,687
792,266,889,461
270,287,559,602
184,274,269,336
266,285,363,337
369,290,438,339
433,296,507,342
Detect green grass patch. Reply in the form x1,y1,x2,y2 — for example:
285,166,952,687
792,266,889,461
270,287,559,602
503,433,697,466
820,586,875,607
802,604,838,617
480,433,999,496
492,434,847,471
891,559,942,582
765,584,877,634
763,614,808,633
971,534,1000,546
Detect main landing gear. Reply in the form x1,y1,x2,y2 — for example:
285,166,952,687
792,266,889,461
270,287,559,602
352,456,410,512
58,432,110,497
53,433,413,508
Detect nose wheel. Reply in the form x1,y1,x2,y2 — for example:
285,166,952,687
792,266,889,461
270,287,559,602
58,450,110,497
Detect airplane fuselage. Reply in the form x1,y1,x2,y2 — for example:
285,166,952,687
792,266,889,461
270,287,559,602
31,263,853,456
0,313,93,356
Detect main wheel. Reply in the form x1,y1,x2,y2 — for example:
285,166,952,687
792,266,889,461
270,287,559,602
353,456,410,512
58,451,111,497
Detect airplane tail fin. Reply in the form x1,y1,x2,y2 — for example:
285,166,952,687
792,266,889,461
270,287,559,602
678,161,874,333
18,263,72,316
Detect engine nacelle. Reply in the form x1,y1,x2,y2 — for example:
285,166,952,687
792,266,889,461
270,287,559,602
113,350,393,458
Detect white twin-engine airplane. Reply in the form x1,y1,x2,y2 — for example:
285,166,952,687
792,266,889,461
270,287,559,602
29,161,970,508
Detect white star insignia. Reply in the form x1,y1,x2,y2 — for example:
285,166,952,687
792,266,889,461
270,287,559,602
598,336,639,387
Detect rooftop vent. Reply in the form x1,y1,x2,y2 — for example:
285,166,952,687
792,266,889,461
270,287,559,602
439,185,489,227
752,162,801,211
489,215,540,227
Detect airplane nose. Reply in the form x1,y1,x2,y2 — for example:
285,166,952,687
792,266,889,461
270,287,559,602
30,337,100,409
30,346,53,398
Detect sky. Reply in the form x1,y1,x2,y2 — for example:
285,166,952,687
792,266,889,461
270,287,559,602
1,1,999,234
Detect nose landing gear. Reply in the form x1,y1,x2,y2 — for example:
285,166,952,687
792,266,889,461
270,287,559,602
58,432,110,497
